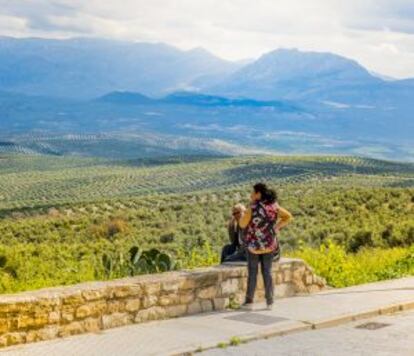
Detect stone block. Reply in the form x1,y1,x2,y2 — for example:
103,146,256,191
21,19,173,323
187,301,202,315
102,313,132,329
48,311,61,324
197,286,218,299
305,274,313,285
75,305,92,319
135,307,166,323
180,279,197,290
292,281,307,294
36,298,61,308
159,294,179,307
112,285,142,299
200,300,213,313
307,285,322,293
213,298,227,311
193,272,219,288
166,304,187,318
17,312,49,329
281,263,291,270
179,291,195,304
276,272,284,284
107,300,125,314
26,326,59,343
82,290,105,301
75,301,106,319
0,332,26,346
142,295,158,309
61,307,75,323
162,281,181,293
275,283,295,297
144,282,161,295
283,270,293,283
39,325,60,340
62,292,84,306
125,299,141,312
219,267,246,279
292,266,306,281
58,321,84,337
0,337,6,348
0,318,9,334
220,279,239,296
83,317,102,332
314,276,326,287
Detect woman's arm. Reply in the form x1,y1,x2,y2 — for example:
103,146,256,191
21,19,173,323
238,207,252,229
275,206,293,232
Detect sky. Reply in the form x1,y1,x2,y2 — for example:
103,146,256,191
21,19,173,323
1,0,414,78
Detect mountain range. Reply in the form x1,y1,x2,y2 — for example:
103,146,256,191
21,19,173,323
0,37,413,161
0,37,241,98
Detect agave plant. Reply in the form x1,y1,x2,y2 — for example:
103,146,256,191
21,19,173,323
128,246,175,275
102,253,113,278
101,251,126,279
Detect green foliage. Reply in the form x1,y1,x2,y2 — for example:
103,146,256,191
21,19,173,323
229,336,244,346
228,295,240,310
217,342,228,349
176,242,220,269
291,241,414,288
0,154,412,293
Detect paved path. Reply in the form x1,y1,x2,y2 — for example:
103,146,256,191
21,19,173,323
202,310,414,356
1,277,413,356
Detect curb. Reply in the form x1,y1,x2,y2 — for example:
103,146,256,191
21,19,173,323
174,299,414,355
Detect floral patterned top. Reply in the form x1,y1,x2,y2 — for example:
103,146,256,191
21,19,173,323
245,201,278,254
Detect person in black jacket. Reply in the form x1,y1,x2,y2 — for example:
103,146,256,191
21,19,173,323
221,204,247,263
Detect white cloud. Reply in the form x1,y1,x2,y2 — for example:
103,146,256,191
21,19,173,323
0,0,414,78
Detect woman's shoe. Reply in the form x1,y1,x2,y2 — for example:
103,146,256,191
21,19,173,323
241,298,254,310
266,303,273,311
241,303,253,310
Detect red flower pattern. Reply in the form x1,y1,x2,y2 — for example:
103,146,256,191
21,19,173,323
245,202,278,253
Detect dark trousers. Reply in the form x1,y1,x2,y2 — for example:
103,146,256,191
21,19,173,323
246,251,274,305
221,244,247,263
220,243,237,263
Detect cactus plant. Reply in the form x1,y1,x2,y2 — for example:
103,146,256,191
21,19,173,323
128,246,175,275
102,253,113,278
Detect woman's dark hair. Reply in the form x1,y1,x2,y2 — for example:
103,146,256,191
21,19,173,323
253,183,277,204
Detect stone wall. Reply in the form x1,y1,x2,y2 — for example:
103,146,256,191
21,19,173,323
0,258,325,348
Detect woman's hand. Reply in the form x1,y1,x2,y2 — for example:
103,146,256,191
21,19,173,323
239,207,252,229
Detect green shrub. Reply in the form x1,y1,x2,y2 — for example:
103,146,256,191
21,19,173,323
291,240,413,287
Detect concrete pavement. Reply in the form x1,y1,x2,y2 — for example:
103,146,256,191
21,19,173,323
202,310,414,356
1,277,413,356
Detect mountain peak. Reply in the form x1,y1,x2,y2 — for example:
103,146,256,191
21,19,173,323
208,48,380,100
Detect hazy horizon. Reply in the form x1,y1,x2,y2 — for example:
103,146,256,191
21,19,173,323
0,34,410,81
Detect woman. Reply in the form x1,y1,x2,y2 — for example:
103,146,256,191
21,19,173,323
239,183,293,309
221,204,247,263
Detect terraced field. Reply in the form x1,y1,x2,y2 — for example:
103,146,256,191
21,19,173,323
1,154,413,213
0,153,413,293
